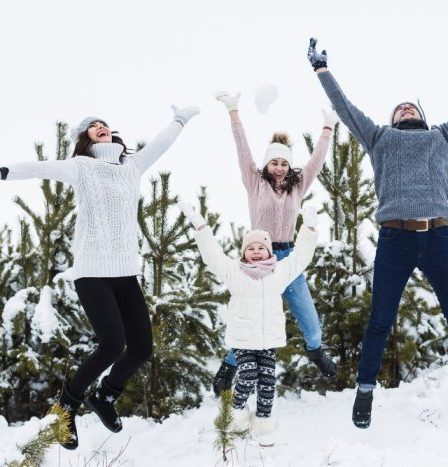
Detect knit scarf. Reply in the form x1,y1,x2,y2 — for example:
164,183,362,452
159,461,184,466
393,118,429,131
239,255,278,280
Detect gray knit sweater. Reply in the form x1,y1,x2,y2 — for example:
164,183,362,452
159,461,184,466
318,71,448,223
4,121,182,279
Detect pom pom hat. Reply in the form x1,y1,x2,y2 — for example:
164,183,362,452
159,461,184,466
241,230,273,256
262,142,293,167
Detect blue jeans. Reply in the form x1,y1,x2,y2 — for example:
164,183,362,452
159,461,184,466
357,226,448,386
225,246,322,367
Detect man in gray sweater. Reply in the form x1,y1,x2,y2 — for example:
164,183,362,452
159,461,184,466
307,38,448,429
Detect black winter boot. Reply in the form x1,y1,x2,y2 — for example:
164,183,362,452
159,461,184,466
213,361,237,397
306,346,337,377
57,384,84,450
85,377,123,432
352,389,373,429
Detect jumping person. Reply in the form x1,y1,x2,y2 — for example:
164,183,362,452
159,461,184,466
179,202,318,447
212,91,338,396
308,37,448,429
0,105,199,449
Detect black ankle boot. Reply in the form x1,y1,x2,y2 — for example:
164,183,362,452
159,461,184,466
85,377,123,432
57,384,84,450
213,362,237,397
306,346,337,377
352,389,373,429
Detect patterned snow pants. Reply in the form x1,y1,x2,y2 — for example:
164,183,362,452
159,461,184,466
232,348,276,417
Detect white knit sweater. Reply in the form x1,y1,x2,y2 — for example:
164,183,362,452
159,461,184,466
5,121,182,280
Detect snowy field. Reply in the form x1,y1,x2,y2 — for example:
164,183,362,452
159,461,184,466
2,366,448,466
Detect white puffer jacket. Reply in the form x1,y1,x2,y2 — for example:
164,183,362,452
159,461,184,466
194,225,318,350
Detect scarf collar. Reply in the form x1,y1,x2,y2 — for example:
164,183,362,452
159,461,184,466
89,143,124,164
239,255,277,280
392,118,429,131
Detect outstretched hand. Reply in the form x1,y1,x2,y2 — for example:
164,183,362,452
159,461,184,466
172,105,201,126
322,108,339,130
300,205,318,229
0,167,9,180
178,201,207,230
307,38,328,71
215,91,241,112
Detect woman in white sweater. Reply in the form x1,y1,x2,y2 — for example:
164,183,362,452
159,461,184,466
0,106,199,449
179,202,318,447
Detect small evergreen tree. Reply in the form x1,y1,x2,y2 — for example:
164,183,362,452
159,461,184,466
0,122,94,422
214,390,249,463
279,127,375,392
119,173,225,420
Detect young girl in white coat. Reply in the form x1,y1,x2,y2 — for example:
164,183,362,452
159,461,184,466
179,202,318,447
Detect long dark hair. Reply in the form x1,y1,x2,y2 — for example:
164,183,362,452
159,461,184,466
71,131,132,159
258,132,303,194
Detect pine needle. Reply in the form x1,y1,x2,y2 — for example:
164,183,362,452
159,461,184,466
6,405,71,467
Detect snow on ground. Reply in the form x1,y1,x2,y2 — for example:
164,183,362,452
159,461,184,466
3,366,448,466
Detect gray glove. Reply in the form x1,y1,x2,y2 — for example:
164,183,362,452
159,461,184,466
307,38,328,71
0,167,9,180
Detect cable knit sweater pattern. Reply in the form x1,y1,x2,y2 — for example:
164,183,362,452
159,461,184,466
4,121,182,280
231,120,330,242
317,71,448,223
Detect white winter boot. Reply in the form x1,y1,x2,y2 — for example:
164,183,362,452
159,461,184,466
230,405,251,430
251,415,276,447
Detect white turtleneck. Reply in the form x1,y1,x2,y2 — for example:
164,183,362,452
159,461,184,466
5,121,183,279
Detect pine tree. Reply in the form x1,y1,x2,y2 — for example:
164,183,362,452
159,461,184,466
13,122,76,287
380,271,448,387
118,173,225,420
214,390,249,463
6,406,70,467
0,122,94,422
278,126,376,392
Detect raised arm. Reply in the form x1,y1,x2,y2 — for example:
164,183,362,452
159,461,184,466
134,105,200,175
307,38,382,153
215,92,259,192
275,206,319,285
178,202,237,282
300,109,337,194
1,158,79,185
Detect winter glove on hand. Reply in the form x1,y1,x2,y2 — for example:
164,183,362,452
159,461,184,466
307,38,328,71
172,105,201,127
322,108,339,130
0,167,9,180
178,202,207,229
301,205,318,229
215,91,241,112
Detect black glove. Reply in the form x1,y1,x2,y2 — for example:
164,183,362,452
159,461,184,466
307,37,328,71
0,167,9,180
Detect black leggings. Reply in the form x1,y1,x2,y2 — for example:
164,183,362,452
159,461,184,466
68,276,153,397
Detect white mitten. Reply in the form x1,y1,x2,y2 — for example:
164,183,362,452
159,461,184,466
322,108,339,130
178,202,206,229
172,105,201,126
215,91,241,112
301,205,318,229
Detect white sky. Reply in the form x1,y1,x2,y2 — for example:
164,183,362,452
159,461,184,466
1,0,447,241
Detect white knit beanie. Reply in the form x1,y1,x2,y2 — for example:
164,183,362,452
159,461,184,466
71,116,109,143
241,230,273,256
262,142,293,167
